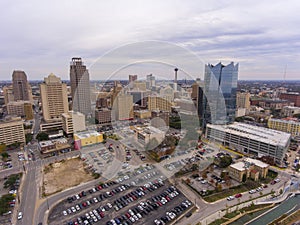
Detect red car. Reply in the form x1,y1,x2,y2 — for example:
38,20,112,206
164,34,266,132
235,193,242,198
270,180,276,185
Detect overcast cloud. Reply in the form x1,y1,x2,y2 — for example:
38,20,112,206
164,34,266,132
0,0,299,80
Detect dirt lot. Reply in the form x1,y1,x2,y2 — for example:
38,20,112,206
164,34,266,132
43,157,94,196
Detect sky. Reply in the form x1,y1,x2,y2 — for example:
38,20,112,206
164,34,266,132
0,0,300,81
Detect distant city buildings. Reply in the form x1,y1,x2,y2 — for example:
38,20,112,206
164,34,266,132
236,92,251,109
129,75,137,83
70,57,91,115
205,122,291,165
148,95,173,112
203,62,238,127
279,92,300,107
146,74,155,89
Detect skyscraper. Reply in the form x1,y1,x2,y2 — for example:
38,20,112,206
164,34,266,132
146,74,155,89
129,75,137,83
203,62,238,127
113,93,133,120
40,73,69,122
70,57,91,116
12,70,32,101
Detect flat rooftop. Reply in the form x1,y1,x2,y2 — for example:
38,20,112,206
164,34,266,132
207,122,291,147
244,158,269,168
74,130,101,139
230,161,246,171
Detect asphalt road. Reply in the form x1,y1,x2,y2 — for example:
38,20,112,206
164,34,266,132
16,162,38,225
175,171,292,225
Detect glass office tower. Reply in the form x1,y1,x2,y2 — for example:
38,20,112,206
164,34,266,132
202,62,238,127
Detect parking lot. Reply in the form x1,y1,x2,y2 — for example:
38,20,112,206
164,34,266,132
0,173,21,225
48,165,193,225
81,145,114,174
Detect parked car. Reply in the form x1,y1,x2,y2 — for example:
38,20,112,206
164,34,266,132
17,212,23,220
226,196,235,201
235,193,242,198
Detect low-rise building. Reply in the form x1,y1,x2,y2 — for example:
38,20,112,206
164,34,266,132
206,122,291,165
40,119,63,133
228,158,269,182
74,130,103,150
134,110,151,119
132,125,165,146
282,106,300,117
268,117,300,137
39,138,70,155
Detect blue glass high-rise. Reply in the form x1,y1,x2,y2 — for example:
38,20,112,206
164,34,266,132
202,62,238,127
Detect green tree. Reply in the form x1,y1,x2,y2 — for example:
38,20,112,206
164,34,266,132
25,133,33,144
36,132,49,141
215,183,222,192
215,155,233,168
0,143,6,153
1,152,9,160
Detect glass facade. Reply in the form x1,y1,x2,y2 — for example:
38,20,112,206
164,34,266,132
202,62,238,127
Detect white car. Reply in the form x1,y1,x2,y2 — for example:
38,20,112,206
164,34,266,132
17,212,23,220
93,197,98,203
63,210,67,216
256,187,263,192
227,196,234,201
249,189,256,194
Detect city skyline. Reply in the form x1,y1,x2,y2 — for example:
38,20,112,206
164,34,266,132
1,1,300,80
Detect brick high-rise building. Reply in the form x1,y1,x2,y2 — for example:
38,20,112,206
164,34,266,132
279,92,300,107
12,70,32,102
70,57,91,115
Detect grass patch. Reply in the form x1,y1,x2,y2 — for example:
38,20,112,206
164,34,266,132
208,218,228,225
203,180,261,203
224,211,241,219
